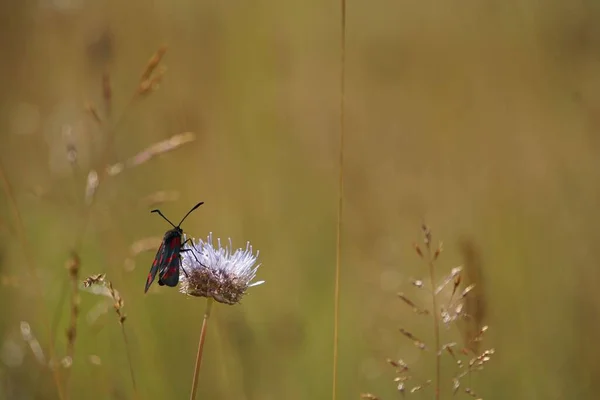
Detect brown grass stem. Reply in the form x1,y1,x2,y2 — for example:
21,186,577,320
332,1,346,400
64,253,81,398
120,324,139,399
0,158,66,400
190,298,214,400
427,247,441,400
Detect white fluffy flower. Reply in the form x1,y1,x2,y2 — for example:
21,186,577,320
179,233,264,304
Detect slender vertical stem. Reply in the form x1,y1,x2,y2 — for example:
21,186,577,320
190,298,214,400
427,248,441,400
332,1,346,400
120,324,138,399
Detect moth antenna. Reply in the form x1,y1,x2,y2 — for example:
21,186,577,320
151,209,177,228
176,202,204,227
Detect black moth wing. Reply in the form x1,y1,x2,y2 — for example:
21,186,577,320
145,239,167,293
157,228,183,287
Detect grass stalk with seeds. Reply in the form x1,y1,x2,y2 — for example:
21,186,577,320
64,253,82,397
423,226,441,399
362,225,494,399
60,48,167,397
48,46,194,398
82,274,138,398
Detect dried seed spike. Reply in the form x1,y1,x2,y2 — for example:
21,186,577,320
398,293,429,315
85,170,99,206
464,387,482,399
409,380,431,393
440,307,453,325
399,328,427,350
455,302,464,315
20,321,46,365
413,243,423,258
435,266,463,295
461,347,473,356
129,237,163,256
397,381,405,396
82,273,106,288
141,190,180,208
140,45,167,82
360,394,379,400
139,66,167,95
452,272,462,297
106,163,124,177
387,358,409,373
85,102,102,125
125,132,196,168
453,378,460,395
61,356,73,369
471,325,488,343
89,355,102,366
411,279,424,289
433,241,443,260
440,342,457,359
66,253,81,278
460,284,476,299
469,348,495,370
421,224,432,248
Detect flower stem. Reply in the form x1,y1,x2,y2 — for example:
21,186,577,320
189,298,214,400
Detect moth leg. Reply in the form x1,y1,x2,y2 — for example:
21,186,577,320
180,264,190,278
180,245,205,267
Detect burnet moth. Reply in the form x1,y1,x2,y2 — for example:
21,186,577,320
144,202,204,293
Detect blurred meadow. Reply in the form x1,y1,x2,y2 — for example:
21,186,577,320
1,0,600,399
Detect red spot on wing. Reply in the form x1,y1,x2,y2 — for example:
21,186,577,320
163,266,176,278
165,253,177,265
145,241,167,292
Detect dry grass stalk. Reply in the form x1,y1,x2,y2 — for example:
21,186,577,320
458,239,487,354
332,1,346,399
139,66,167,95
422,225,442,400
56,44,173,352
140,190,181,208
140,45,167,82
1,44,174,399
82,273,137,396
21,321,46,365
106,132,196,177
65,252,81,390
360,394,380,400
398,293,429,315
85,102,103,125
399,328,428,350
363,226,493,399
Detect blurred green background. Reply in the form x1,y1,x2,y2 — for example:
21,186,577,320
2,0,600,399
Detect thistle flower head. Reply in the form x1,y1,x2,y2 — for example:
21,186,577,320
179,232,264,305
